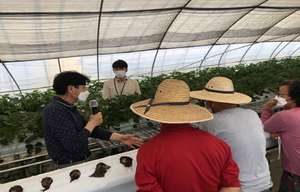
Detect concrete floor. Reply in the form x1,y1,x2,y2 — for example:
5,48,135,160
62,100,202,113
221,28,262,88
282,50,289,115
267,147,282,192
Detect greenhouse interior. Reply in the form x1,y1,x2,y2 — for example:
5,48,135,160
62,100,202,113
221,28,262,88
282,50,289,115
1,0,300,191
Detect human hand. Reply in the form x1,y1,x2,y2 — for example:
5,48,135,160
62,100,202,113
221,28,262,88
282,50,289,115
119,134,144,149
264,98,277,109
89,112,103,126
270,132,279,140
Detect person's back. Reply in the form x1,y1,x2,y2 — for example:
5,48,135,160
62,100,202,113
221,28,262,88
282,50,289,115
190,76,272,192
136,123,241,192
201,108,271,191
131,79,241,192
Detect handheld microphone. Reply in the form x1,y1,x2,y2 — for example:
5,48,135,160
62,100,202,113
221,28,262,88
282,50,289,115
89,100,99,115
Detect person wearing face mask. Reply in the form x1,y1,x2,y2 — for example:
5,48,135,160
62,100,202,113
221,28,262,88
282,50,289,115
261,80,293,140
190,77,272,192
102,59,141,99
261,79,300,191
42,71,143,168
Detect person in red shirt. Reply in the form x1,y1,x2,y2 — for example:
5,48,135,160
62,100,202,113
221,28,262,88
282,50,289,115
130,79,241,192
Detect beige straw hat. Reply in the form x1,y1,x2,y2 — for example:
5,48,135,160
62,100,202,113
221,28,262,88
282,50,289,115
130,79,213,124
190,76,252,104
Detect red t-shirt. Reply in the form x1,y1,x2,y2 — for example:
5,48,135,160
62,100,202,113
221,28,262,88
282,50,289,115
135,123,241,192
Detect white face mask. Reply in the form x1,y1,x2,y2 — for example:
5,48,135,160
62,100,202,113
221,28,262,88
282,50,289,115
274,95,288,107
73,89,90,102
114,70,126,78
78,90,90,102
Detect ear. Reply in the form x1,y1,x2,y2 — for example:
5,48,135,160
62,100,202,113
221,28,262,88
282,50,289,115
289,97,296,104
206,100,212,108
67,85,75,93
125,68,128,72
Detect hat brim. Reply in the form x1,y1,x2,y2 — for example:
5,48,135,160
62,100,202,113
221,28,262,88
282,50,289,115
130,98,213,124
190,90,252,104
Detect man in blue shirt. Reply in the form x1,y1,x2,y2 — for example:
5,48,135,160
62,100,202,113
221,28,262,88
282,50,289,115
42,71,143,168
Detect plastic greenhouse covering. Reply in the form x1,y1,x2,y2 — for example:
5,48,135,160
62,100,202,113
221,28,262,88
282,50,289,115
1,0,300,95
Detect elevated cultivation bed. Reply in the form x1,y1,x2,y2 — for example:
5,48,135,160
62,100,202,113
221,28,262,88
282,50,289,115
0,150,138,192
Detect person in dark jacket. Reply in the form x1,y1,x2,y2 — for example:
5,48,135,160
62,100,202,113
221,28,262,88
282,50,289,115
43,71,143,168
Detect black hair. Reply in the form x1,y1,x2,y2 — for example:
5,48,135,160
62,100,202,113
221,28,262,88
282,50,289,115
112,60,128,69
289,78,300,107
281,80,293,87
52,71,91,95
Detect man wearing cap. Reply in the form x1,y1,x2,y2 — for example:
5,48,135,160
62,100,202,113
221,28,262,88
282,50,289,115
102,59,141,99
131,79,241,192
190,76,272,192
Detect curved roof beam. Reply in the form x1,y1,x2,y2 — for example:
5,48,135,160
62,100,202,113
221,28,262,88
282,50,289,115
96,0,104,81
273,34,300,58
57,58,62,72
0,60,21,94
150,0,191,77
218,44,231,67
269,42,283,59
290,46,300,57
239,9,299,64
199,1,267,70
198,45,212,70
176,43,252,71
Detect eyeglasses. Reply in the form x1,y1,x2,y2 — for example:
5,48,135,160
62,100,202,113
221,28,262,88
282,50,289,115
74,85,88,90
277,93,289,96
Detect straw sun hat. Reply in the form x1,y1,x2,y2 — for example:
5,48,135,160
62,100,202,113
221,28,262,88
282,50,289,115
130,79,212,124
190,76,252,104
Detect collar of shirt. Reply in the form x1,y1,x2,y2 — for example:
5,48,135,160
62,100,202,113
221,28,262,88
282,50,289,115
53,96,77,111
160,123,191,131
114,77,128,82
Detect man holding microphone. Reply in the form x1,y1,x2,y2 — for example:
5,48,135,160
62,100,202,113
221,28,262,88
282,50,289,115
42,71,143,168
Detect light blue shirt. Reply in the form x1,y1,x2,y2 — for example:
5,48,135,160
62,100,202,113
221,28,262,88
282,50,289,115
199,107,272,192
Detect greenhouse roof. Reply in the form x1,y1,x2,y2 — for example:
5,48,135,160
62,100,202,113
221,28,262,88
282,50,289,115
1,0,300,95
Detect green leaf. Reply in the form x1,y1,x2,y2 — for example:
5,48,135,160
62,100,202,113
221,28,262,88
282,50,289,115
133,118,139,123
25,135,37,144
4,134,15,143
26,144,33,150
27,149,33,155
1,56,300,156
34,142,43,147
35,147,42,154
113,127,120,131
147,122,154,129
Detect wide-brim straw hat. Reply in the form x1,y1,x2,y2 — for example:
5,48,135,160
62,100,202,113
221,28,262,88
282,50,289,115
190,76,252,104
130,79,213,124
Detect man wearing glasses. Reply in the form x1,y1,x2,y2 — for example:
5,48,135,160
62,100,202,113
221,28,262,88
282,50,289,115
42,71,143,168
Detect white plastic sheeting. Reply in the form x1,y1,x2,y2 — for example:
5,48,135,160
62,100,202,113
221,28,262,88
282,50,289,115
0,0,300,94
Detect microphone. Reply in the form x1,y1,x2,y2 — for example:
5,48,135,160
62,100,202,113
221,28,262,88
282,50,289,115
89,100,98,115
